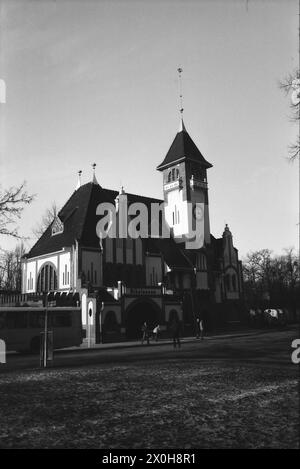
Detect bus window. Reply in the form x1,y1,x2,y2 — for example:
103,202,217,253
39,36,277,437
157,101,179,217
6,311,27,329
29,311,45,328
53,312,72,327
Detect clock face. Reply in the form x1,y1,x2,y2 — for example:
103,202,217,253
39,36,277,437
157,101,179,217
193,205,204,220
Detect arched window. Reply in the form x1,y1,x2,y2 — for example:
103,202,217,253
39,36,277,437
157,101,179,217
37,263,58,293
172,168,175,180
176,169,179,179
232,274,237,291
168,171,172,182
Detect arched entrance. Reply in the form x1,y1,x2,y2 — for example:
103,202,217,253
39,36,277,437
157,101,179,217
126,298,160,340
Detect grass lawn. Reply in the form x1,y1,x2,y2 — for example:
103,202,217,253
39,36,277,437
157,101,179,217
0,352,298,448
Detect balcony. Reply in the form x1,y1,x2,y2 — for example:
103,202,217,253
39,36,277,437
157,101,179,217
190,176,208,190
163,178,183,192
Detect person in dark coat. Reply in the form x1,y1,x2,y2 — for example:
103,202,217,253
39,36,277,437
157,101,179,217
141,322,150,345
170,319,181,349
196,317,204,340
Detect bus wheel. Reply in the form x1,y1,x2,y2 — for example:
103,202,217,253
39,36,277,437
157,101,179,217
30,336,40,354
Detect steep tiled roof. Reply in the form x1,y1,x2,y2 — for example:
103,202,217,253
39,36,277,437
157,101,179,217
157,122,212,171
26,183,163,259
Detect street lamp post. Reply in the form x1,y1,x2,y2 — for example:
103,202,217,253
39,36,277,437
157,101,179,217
99,301,104,344
190,267,198,337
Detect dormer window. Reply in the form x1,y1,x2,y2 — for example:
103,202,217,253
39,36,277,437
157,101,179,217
51,216,64,236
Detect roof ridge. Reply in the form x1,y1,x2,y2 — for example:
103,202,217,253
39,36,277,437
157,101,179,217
77,183,100,242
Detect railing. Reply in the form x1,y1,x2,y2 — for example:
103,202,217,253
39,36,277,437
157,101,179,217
0,292,80,307
163,178,183,192
190,177,208,190
0,292,44,306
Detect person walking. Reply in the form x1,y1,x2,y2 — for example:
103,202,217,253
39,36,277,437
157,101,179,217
199,318,204,340
152,324,160,341
196,317,204,340
141,322,150,345
170,319,181,349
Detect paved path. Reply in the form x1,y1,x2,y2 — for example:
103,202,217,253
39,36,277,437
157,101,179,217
1,324,298,373
59,325,290,352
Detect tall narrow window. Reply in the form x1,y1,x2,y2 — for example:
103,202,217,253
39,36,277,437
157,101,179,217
225,274,231,291
232,274,236,291
45,265,49,291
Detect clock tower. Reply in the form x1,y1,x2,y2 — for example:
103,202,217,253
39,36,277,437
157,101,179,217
156,118,212,249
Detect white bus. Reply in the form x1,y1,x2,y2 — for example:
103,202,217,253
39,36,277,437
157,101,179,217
0,307,82,352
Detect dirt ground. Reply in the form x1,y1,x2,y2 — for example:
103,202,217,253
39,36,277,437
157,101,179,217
0,327,299,449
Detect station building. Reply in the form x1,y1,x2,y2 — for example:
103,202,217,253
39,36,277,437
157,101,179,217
21,119,244,341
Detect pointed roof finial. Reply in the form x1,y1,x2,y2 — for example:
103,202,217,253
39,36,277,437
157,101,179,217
75,170,82,190
223,223,232,237
177,66,184,120
92,162,99,185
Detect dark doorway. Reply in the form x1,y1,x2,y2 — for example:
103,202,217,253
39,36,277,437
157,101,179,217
126,299,159,340
169,309,179,325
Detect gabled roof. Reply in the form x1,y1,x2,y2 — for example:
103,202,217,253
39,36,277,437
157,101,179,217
27,183,103,258
157,120,213,171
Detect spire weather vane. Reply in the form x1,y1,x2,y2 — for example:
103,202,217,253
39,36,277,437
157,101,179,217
177,67,184,117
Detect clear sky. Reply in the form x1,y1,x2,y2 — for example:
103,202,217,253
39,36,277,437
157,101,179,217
0,0,299,259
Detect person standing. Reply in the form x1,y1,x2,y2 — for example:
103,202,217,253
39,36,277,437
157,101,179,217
199,318,204,340
196,317,204,340
196,317,201,339
141,322,150,345
171,319,181,349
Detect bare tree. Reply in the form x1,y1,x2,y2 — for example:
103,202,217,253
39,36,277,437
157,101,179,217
243,248,299,310
32,201,58,239
0,242,26,291
0,182,35,239
279,69,300,161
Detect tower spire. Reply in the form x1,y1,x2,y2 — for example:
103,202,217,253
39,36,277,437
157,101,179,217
75,170,82,190
92,163,99,185
177,66,185,131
